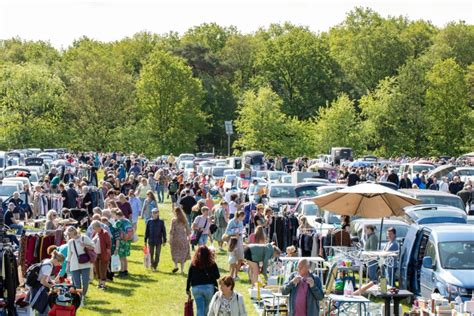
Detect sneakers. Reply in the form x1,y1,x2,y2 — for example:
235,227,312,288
118,271,129,277
172,268,179,273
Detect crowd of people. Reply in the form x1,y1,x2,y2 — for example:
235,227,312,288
4,151,473,316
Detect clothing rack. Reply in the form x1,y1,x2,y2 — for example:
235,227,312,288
0,241,20,315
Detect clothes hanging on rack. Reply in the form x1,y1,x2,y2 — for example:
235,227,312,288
0,244,20,315
19,232,64,276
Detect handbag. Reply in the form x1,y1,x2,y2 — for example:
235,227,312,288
190,218,207,246
209,223,218,234
184,296,194,316
84,237,97,263
72,238,90,264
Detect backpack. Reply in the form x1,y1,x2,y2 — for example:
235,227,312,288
169,181,179,193
25,262,51,288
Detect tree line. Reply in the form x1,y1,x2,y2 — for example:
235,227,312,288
0,7,472,157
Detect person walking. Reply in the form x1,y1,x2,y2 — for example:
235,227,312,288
170,207,191,274
116,210,133,277
186,246,220,316
144,208,167,272
66,226,95,304
281,259,324,316
192,206,211,246
364,225,379,282
91,220,112,290
225,211,245,280
128,189,142,232
208,276,247,316
141,190,158,222
154,169,166,203
213,201,229,251
136,178,151,205
181,190,197,225
117,193,133,222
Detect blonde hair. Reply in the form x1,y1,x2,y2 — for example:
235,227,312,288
46,210,57,221
66,226,79,237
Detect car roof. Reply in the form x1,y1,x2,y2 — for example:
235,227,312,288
352,218,407,225
429,225,474,242
399,189,459,197
269,183,295,188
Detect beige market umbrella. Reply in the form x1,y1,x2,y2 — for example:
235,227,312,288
313,182,421,218
314,182,421,249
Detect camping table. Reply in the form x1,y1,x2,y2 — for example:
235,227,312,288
364,289,413,316
328,294,370,315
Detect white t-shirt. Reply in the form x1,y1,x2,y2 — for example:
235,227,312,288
228,201,237,216
37,259,53,282
67,236,94,272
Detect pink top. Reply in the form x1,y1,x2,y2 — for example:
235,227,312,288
294,278,308,316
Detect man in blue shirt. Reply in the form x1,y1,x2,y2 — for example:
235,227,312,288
383,227,399,286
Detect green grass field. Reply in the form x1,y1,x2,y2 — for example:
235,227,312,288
80,198,259,316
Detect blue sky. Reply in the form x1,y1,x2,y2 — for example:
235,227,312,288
0,0,472,49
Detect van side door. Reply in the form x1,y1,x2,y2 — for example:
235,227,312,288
420,237,437,298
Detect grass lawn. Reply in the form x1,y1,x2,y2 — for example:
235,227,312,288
80,198,259,316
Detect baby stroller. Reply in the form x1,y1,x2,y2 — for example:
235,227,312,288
47,284,81,316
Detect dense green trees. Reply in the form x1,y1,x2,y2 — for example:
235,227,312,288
0,8,472,157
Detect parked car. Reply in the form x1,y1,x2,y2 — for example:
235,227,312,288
267,184,297,212
292,198,340,235
399,224,474,301
267,171,288,184
0,151,7,179
351,218,410,250
400,189,465,211
399,163,435,179
3,176,31,190
225,157,242,170
453,167,474,183
279,175,292,184
0,183,21,202
242,151,265,171
294,182,330,199
316,185,346,196
403,205,468,225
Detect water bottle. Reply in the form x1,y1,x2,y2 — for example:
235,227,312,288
344,280,354,297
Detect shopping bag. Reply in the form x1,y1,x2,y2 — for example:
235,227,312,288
184,296,194,316
143,246,151,269
111,254,121,273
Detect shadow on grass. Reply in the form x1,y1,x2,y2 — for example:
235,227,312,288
85,299,109,305
105,285,135,296
82,306,122,314
125,274,156,283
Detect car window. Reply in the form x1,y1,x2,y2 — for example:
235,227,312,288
413,165,435,173
269,186,296,198
0,186,17,196
439,241,474,270
295,187,318,197
302,203,319,216
425,240,437,268
458,169,474,176
418,196,465,210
